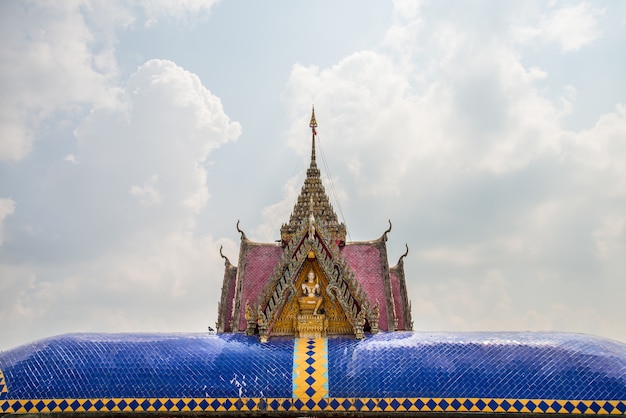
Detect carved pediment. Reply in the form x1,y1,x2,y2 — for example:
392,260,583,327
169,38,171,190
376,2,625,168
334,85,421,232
249,219,378,341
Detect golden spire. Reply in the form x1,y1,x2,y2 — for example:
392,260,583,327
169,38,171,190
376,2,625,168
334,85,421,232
280,107,346,244
309,105,318,167
309,106,318,130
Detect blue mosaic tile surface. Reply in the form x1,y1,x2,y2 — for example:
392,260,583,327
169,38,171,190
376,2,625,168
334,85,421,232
0,333,292,399
327,332,626,400
1,331,625,416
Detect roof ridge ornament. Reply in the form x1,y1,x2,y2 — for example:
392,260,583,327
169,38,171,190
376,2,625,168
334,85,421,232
381,219,392,242
236,219,248,241
219,245,233,267
399,243,409,263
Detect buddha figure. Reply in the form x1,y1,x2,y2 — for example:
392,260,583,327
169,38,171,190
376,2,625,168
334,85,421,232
299,270,323,315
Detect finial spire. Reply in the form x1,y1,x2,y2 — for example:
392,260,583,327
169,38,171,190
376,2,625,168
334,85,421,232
280,107,346,244
309,105,317,167
309,105,318,131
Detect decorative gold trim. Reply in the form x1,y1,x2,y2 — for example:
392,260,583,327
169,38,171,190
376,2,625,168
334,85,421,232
0,397,624,415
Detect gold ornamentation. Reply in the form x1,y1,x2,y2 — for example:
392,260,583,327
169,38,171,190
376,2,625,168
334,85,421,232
354,310,366,340
257,306,268,342
309,106,318,129
245,300,256,336
272,260,353,338
370,300,380,334
257,214,370,340
300,270,322,315
295,313,327,338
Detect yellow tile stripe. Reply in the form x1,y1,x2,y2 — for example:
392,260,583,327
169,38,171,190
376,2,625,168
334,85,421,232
292,338,328,402
0,369,6,394
0,397,624,414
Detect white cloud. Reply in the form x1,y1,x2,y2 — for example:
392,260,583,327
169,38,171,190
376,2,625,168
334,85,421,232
0,2,126,161
130,174,162,206
515,3,604,52
74,59,241,234
391,0,422,21
0,59,240,350
0,0,222,162
140,0,219,27
253,174,300,242
0,233,236,349
284,32,563,195
0,0,227,350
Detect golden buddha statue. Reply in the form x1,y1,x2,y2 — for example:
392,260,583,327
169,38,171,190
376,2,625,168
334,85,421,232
299,270,323,315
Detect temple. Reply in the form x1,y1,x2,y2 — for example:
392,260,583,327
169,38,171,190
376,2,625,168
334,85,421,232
216,108,412,341
0,109,625,417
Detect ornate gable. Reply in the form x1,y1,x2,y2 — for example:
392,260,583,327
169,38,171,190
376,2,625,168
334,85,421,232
247,212,377,341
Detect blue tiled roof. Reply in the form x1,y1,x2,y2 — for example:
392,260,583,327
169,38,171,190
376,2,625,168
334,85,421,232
328,332,626,400
1,331,625,415
0,333,293,399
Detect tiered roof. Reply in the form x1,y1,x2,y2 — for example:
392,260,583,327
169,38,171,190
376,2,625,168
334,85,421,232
217,109,412,339
280,108,346,244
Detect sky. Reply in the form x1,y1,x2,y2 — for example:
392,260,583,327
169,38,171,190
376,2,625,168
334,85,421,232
1,0,625,351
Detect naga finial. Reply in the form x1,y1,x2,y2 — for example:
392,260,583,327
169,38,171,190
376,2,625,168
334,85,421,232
381,219,392,242
220,245,230,265
236,219,248,241
219,245,231,266
399,243,409,263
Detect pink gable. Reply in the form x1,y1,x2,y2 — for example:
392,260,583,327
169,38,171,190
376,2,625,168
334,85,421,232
230,240,399,332
341,243,390,330
237,243,284,331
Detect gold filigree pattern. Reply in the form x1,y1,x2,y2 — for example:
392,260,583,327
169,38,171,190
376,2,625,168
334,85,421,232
273,260,352,337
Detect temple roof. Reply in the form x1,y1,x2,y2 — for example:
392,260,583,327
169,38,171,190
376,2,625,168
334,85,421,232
1,332,625,416
217,111,412,339
280,108,346,244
